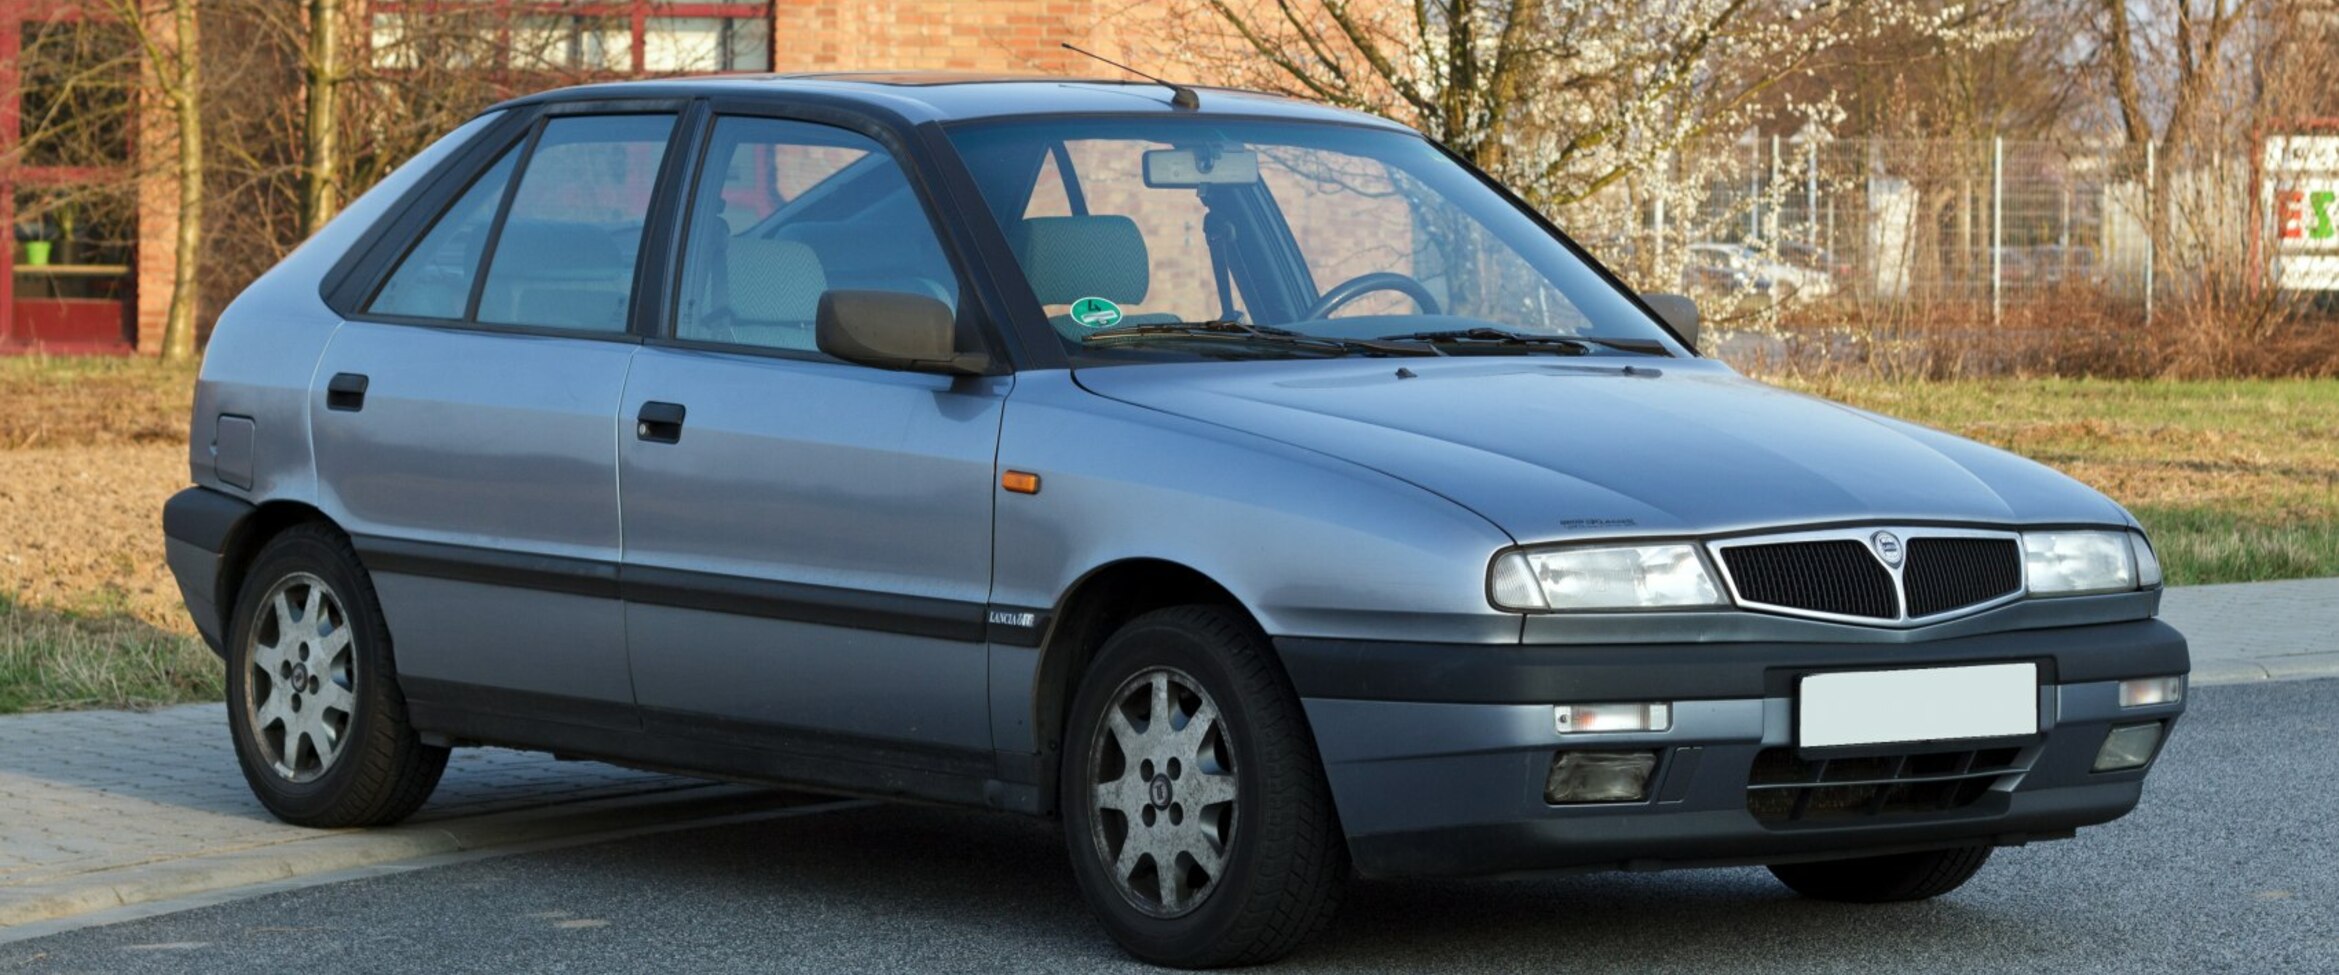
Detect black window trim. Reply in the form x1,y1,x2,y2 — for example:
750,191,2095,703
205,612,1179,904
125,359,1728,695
328,97,696,345
627,100,711,344
319,109,528,315
321,91,1196,373
453,115,549,324
342,130,530,330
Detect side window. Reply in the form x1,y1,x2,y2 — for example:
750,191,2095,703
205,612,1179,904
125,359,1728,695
367,146,519,320
674,116,958,352
476,114,678,332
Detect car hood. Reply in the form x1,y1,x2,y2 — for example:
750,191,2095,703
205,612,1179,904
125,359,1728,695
1074,357,2132,543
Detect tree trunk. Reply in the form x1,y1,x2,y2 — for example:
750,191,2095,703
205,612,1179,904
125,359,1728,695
159,0,201,363
300,0,341,236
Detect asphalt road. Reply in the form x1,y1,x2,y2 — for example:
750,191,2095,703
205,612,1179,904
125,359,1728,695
7,679,2334,974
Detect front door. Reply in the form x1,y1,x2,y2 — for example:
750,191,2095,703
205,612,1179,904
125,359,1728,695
618,114,1005,764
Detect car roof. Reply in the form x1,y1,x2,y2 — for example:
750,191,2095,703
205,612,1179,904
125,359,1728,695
491,72,1414,131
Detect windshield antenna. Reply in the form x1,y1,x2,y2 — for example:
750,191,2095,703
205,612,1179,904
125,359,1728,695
1061,43,1200,110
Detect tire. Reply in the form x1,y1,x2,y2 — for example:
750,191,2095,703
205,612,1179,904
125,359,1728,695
224,523,448,828
1768,845,1993,903
1059,605,1347,968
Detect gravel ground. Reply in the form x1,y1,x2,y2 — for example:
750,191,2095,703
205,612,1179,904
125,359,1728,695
5,679,2330,974
0,443,190,632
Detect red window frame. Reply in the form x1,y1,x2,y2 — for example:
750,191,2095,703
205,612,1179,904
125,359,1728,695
1,1,139,351
367,1,772,77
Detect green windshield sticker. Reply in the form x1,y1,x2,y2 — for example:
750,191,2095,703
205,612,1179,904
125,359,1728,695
1069,296,1124,329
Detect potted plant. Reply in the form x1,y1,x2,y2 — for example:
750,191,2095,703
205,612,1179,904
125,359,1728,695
13,216,54,266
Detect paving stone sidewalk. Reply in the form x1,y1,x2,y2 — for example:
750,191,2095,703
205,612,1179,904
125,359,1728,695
0,706,814,930
0,706,694,890
0,577,2330,932
2159,578,2339,685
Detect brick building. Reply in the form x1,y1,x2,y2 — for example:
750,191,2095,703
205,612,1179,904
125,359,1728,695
2,0,1175,354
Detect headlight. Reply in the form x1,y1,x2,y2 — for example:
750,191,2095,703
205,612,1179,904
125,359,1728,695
1491,543,1724,611
2022,530,2148,595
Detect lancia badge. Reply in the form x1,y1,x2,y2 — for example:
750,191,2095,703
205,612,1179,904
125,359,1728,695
1871,530,1905,567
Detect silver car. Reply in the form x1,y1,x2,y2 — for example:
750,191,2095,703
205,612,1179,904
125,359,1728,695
163,74,2187,968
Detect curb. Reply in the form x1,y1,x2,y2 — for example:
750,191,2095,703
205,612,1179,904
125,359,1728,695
0,782,823,930
2189,654,2339,688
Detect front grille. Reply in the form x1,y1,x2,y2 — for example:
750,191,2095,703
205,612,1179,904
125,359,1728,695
1719,540,1899,620
1715,530,2026,624
1746,746,2027,825
1904,537,2023,617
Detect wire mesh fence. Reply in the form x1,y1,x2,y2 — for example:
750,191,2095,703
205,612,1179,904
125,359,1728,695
1588,135,2260,329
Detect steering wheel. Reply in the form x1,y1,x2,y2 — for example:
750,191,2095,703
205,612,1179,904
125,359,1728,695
1304,271,1442,320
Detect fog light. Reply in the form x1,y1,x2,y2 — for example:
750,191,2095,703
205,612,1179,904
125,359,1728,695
2093,722,2164,772
1545,750,1657,803
1555,702,1672,734
2118,676,2183,708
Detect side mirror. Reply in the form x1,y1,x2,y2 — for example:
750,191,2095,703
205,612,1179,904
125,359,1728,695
816,290,990,376
1641,292,1700,348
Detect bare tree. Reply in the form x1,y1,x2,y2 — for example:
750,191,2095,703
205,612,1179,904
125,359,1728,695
8,11,142,247
2090,0,2258,249
301,0,342,235
189,0,624,322
105,0,203,361
1154,0,2007,215
6,2,210,357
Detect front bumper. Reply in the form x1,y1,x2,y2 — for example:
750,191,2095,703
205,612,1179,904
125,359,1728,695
1277,619,2187,879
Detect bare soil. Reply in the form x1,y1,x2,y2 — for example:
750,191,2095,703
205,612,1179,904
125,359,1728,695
0,357,196,451
0,443,194,632
0,358,199,634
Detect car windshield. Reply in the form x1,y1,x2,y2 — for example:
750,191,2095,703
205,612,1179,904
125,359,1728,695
946,116,1681,360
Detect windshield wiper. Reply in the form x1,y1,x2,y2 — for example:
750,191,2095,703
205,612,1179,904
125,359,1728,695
1083,319,1433,357
1374,327,1670,356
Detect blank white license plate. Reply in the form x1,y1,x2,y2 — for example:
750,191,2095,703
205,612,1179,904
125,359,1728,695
1798,663,2038,749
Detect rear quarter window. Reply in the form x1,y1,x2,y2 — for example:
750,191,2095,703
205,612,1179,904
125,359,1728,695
366,147,519,320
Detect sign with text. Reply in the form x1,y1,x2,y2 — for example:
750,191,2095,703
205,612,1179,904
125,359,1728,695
2265,134,2339,291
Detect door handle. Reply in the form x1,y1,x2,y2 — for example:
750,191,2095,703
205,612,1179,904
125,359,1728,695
326,373,369,412
636,401,686,444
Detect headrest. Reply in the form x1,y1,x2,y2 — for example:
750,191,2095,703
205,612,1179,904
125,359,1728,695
1007,215,1149,306
490,220,625,276
726,238,828,322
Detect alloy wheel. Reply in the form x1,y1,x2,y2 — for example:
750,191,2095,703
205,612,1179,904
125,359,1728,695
243,572,357,782
1086,667,1239,918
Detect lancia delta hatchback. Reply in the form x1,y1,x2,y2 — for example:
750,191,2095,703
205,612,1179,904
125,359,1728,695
164,74,2187,967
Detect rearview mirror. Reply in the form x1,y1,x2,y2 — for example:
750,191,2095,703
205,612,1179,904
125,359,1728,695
1143,148,1260,187
816,290,990,376
1641,292,1700,348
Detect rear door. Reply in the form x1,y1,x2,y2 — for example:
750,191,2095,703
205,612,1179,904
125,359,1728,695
313,106,684,720
616,111,1007,765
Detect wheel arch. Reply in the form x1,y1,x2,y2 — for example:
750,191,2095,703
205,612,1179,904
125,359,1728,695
211,499,343,654
1028,557,1278,815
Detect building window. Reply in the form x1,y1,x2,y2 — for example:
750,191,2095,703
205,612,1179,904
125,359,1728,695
645,16,770,72
369,2,771,75
4,13,142,351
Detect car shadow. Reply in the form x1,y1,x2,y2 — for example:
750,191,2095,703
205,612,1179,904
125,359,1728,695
542,799,2084,974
